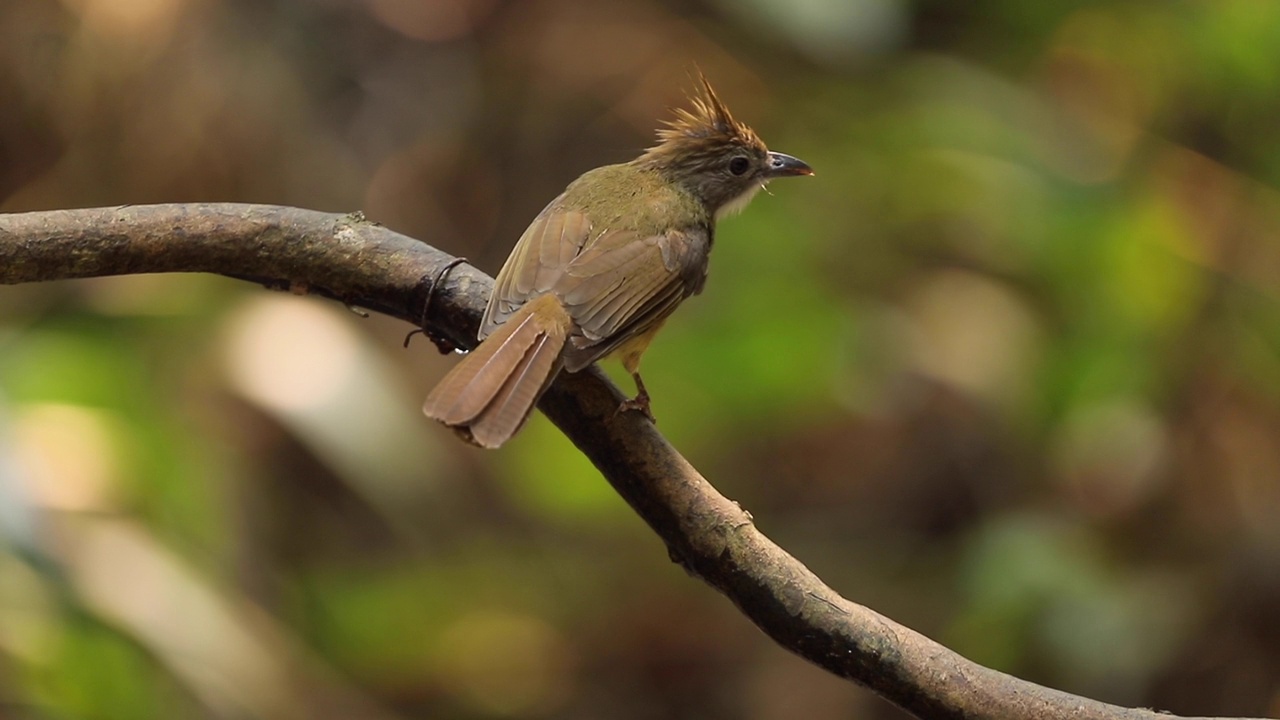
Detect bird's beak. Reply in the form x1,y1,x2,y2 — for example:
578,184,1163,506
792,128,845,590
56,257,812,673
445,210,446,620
764,151,813,178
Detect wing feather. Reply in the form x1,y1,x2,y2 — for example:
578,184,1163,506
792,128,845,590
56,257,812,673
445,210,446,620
559,228,707,343
483,206,594,338
481,202,709,368
579,263,670,340
563,279,688,372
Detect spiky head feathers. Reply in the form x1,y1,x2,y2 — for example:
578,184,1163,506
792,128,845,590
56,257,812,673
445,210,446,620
636,75,778,214
654,75,764,152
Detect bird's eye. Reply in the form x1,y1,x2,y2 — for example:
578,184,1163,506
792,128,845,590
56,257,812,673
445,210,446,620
728,157,751,176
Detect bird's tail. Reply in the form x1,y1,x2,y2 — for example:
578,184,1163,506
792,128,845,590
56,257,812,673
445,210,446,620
423,294,570,448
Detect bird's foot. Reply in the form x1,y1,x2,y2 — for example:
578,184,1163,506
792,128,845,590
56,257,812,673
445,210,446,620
615,392,655,423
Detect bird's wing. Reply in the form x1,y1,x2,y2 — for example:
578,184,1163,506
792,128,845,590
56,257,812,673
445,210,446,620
557,225,710,371
480,205,593,338
481,204,710,371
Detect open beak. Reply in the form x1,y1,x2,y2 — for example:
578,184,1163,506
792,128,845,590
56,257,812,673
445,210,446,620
764,151,813,178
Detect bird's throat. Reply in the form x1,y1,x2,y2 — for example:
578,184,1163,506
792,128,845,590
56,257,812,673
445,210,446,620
715,183,765,220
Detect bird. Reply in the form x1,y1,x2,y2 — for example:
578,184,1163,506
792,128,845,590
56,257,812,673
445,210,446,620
423,74,812,448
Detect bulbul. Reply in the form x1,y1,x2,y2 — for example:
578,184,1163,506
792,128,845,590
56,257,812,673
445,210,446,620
423,75,812,448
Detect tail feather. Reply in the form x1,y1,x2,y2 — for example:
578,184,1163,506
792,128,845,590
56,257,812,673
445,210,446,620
469,329,565,448
423,294,570,448
424,307,543,425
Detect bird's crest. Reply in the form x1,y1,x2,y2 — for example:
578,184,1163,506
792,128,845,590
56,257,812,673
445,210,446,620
642,73,765,162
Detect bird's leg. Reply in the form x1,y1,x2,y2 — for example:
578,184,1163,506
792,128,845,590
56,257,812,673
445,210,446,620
616,371,655,423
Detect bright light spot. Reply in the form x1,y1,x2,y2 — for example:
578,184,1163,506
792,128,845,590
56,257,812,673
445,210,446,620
905,270,1041,405
222,296,362,415
13,404,120,512
60,0,185,41
220,295,451,522
713,0,907,64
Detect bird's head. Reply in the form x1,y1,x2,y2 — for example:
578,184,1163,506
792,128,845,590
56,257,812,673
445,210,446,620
636,74,812,218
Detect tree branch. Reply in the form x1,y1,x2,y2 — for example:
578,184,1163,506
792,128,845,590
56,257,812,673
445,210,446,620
0,204,1264,720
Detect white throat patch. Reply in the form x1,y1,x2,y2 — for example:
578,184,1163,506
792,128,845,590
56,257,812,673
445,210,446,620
715,182,766,220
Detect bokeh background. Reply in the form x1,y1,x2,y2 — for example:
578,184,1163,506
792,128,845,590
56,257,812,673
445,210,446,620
2,0,1280,718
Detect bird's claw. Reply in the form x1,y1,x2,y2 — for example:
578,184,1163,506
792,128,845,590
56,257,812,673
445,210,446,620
614,392,655,423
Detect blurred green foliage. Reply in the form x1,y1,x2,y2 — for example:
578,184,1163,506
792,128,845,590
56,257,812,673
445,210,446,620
2,0,1280,718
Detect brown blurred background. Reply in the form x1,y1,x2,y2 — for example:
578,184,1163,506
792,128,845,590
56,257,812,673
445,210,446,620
2,0,1280,718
